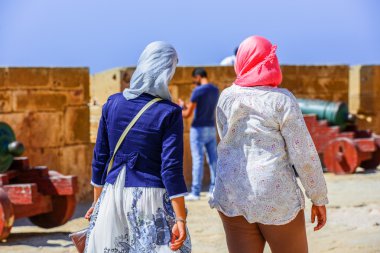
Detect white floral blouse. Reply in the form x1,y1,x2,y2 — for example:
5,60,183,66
209,84,328,225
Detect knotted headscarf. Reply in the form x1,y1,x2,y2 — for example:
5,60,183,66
123,41,178,101
234,36,282,87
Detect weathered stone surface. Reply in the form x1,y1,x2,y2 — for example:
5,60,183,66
90,105,102,143
0,91,12,112
90,68,121,105
26,147,61,171
64,106,90,144
0,113,30,147
60,144,91,200
66,89,86,106
183,132,192,186
13,91,67,111
349,65,380,133
51,68,90,103
171,67,186,83
8,68,50,88
28,112,63,148
120,68,135,90
51,68,88,89
0,68,8,89
168,85,179,101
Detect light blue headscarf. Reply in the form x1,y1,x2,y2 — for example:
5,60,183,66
123,41,178,101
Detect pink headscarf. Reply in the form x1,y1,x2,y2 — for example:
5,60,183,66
234,36,282,87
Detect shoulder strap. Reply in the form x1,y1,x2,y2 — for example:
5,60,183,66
106,97,162,175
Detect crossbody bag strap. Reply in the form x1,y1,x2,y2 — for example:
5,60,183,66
106,97,162,175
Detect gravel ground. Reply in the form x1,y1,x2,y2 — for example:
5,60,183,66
1,169,380,253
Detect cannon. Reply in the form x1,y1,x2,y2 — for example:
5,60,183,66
298,99,380,174
0,122,78,240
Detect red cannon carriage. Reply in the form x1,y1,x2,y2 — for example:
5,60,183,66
299,99,380,174
0,122,78,240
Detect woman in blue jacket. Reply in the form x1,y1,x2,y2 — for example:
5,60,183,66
84,41,191,253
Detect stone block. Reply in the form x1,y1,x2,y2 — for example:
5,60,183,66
0,113,30,147
13,91,67,112
0,91,12,112
51,68,90,103
281,65,298,76
28,112,64,148
8,68,50,88
349,65,380,116
26,147,61,170
60,144,91,200
51,68,88,88
120,68,135,87
176,83,195,101
180,67,197,83
183,117,193,134
91,69,121,105
168,85,179,101
66,89,86,106
64,106,90,144
172,67,186,83
183,132,192,186
90,105,102,143
0,68,8,89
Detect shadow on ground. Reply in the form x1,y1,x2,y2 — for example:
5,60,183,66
3,202,92,248
5,232,73,247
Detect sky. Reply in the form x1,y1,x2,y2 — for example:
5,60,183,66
0,0,379,73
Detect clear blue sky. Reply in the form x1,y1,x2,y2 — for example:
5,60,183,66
0,0,379,73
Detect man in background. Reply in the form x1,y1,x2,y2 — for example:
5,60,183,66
220,47,238,66
179,68,219,201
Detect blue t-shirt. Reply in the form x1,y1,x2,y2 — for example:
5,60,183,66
190,84,219,127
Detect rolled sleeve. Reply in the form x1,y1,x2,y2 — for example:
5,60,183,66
91,102,110,186
161,107,188,198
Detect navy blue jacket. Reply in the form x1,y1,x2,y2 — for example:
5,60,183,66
91,93,188,198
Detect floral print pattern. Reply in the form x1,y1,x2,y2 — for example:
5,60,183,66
209,84,328,225
85,168,191,253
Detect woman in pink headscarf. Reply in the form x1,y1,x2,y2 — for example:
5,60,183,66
209,36,328,253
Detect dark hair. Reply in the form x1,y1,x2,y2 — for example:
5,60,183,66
192,67,208,78
234,47,239,56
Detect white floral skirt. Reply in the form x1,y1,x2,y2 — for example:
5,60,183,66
85,167,191,253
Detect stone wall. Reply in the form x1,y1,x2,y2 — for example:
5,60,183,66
0,65,375,199
0,67,91,200
349,65,380,133
90,65,357,186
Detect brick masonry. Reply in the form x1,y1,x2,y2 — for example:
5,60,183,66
0,67,91,200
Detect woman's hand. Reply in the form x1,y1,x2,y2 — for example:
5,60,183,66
311,204,327,231
85,186,102,221
170,221,187,251
84,206,94,221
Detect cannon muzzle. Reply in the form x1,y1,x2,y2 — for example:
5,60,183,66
0,122,25,173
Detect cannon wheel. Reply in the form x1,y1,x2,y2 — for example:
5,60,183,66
360,148,380,170
0,188,14,240
324,138,359,174
28,195,76,228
